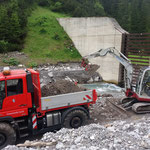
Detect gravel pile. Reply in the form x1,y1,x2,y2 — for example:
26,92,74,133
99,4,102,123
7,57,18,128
38,63,102,86
41,119,150,150
4,117,150,150
0,63,102,86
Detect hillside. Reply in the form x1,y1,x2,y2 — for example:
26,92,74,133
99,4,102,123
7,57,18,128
0,0,149,66
38,0,150,33
22,6,81,65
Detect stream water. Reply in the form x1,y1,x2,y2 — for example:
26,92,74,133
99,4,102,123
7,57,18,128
81,82,124,95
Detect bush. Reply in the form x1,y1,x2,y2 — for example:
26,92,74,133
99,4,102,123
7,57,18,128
28,62,38,68
38,0,50,7
39,28,47,34
3,58,20,66
52,33,60,40
34,17,48,26
50,2,62,12
0,40,9,53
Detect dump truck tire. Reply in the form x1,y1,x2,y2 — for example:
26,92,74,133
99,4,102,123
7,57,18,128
0,122,16,149
63,109,88,128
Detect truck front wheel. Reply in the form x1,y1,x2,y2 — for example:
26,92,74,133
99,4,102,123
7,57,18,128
0,123,16,149
63,109,88,128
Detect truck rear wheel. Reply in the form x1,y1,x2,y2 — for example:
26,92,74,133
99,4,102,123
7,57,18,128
63,109,88,128
0,123,16,149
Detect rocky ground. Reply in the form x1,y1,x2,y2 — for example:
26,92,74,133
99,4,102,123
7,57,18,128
4,91,148,150
0,63,102,86
1,63,149,150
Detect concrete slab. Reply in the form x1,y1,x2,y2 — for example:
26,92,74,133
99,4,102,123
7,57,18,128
57,17,128,83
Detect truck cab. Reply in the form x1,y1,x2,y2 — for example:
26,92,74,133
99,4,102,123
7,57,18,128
0,69,33,117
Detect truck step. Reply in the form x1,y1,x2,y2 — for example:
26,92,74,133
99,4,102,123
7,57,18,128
20,133,29,138
19,126,28,130
16,119,25,123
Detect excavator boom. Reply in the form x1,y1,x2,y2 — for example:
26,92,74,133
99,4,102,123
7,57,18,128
83,47,133,89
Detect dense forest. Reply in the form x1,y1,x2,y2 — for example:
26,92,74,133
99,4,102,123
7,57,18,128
38,0,150,33
0,0,150,52
0,0,34,52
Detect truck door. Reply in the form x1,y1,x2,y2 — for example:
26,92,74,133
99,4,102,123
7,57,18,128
0,81,6,109
2,78,28,111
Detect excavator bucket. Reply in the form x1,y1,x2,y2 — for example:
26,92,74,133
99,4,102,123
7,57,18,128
81,58,100,76
106,99,130,117
84,64,100,76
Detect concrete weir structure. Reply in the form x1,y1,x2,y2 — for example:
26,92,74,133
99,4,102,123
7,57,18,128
57,17,127,83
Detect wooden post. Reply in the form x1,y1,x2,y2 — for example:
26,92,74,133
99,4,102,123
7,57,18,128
118,33,127,87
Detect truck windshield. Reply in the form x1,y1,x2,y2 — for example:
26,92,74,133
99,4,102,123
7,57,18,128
0,81,6,109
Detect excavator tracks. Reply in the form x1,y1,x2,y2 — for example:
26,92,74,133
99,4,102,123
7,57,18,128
106,98,150,115
132,103,150,113
120,98,150,114
120,98,137,110
113,98,150,114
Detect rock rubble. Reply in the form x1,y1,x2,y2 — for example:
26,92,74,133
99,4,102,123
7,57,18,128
2,64,149,150
38,63,102,86
4,116,150,150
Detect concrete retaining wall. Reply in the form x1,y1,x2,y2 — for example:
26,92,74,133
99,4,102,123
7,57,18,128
57,17,127,83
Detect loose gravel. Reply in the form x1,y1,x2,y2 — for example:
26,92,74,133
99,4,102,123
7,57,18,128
4,92,149,150
4,117,150,150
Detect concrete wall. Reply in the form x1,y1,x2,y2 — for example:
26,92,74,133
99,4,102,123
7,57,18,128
57,17,127,83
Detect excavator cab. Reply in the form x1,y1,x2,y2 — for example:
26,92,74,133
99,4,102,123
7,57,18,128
135,67,150,98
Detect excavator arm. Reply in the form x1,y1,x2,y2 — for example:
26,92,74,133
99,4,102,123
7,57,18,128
83,47,133,89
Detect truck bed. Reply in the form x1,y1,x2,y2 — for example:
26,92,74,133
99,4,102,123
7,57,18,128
41,90,96,111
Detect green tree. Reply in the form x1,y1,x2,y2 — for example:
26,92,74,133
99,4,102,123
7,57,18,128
0,5,10,40
51,2,62,12
0,40,9,53
73,6,85,17
0,0,34,52
94,1,105,16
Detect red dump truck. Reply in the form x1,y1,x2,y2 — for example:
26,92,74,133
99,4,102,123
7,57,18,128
0,68,97,148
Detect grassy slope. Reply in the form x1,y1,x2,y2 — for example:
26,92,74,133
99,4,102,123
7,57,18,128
23,6,81,65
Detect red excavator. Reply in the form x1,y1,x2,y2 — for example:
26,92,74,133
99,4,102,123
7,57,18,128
82,47,150,113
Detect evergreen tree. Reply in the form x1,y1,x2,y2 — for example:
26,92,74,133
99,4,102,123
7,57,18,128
0,0,34,52
0,5,10,40
94,0,105,16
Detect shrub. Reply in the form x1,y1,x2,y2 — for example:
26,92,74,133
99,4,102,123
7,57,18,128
3,58,20,66
28,62,38,68
0,40,9,53
52,33,60,40
39,28,47,34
